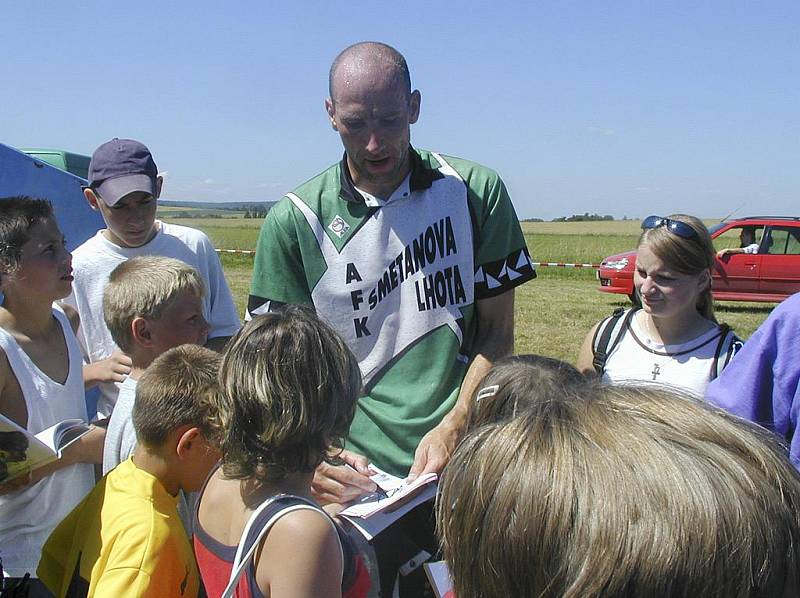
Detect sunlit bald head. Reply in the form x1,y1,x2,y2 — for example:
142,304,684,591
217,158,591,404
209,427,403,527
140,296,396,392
328,41,411,103
324,42,420,198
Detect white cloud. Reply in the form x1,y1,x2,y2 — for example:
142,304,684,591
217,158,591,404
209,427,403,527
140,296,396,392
203,178,216,185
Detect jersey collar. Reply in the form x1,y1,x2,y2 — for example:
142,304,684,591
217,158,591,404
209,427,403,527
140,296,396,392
338,147,444,204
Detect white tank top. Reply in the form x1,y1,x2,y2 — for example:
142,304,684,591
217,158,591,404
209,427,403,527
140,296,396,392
0,307,95,577
602,313,736,397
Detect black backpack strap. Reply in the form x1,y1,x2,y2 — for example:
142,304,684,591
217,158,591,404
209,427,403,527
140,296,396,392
592,307,632,373
710,324,742,380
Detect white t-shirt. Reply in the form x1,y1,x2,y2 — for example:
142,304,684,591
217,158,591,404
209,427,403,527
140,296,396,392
742,243,760,254
602,312,738,397
102,376,138,475
64,221,241,417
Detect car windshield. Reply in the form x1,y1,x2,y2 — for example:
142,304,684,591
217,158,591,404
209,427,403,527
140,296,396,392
708,223,728,236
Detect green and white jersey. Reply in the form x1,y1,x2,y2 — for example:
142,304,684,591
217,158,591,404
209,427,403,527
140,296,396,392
249,148,535,475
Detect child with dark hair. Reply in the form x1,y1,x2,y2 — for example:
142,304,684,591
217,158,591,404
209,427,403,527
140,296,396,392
194,306,371,597
39,344,222,597
466,354,584,431
0,196,102,592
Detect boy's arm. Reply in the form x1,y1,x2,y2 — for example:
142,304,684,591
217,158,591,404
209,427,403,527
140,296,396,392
0,351,29,494
0,425,105,495
21,425,105,486
0,349,104,493
58,300,133,389
0,348,26,426
83,350,132,389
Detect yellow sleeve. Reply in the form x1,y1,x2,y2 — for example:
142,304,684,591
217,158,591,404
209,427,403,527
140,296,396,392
38,503,82,596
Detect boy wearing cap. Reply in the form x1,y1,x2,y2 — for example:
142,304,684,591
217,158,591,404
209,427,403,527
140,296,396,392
65,138,240,418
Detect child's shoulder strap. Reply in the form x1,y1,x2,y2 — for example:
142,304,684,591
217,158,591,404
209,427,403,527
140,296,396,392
592,307,636,373
222,494,340,598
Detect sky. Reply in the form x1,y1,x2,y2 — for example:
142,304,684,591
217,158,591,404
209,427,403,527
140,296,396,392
2,1,798,220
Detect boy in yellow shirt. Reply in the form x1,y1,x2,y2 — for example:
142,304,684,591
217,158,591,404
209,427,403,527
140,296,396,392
38,344,221,597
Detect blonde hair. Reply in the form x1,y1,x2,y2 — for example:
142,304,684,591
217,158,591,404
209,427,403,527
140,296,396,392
215,306,362,480
103,256,205,353
133,344,222,448
438,384,800,597
638,213,716,320
466,354,584,431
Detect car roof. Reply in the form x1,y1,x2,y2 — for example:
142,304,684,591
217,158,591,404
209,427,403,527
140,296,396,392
727,216,800,224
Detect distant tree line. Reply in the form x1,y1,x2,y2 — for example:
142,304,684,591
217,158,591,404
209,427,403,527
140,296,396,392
552,212,614,222
523,212,623,223
244,206,269,218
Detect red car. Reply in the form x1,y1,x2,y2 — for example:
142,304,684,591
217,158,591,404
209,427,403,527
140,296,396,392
598,217,800,303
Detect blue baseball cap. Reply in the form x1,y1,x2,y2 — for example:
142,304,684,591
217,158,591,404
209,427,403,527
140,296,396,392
88,138,158,206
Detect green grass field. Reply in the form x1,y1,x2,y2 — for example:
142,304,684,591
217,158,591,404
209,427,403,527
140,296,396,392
161,213,776,364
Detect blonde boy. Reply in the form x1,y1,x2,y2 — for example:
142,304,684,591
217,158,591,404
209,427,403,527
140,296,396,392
101,255,210,474
39,345,222,598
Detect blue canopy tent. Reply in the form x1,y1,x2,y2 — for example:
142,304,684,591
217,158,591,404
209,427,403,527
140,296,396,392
0,143,104,249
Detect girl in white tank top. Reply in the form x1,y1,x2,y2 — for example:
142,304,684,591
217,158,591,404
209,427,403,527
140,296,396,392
579,214,741,395
0,307,95,577
0,201,98,580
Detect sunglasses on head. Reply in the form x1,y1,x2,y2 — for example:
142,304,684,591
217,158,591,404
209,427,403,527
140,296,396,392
641,215,698,239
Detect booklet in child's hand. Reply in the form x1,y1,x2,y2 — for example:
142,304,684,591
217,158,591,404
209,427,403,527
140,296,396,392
0,414,91,483
339,465,438,540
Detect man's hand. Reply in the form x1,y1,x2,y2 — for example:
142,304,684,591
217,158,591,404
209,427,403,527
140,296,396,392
83,351,132,388
408,410,465,480
311,449,377,505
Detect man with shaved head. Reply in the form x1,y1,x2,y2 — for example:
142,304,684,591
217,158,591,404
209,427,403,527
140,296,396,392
249,42,535,500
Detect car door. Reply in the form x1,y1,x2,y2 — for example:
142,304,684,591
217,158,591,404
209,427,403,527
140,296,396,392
711,225,763,295
758,226,800,297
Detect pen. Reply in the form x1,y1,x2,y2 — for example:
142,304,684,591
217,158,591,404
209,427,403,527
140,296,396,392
343,463,388,498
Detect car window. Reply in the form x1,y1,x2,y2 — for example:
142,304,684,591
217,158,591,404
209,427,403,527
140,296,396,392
713,226,764,253
765,227,800,255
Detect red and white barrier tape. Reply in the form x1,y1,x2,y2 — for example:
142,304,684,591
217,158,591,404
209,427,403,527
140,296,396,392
532,261,601,268
216,249,257,255
214,249,600,268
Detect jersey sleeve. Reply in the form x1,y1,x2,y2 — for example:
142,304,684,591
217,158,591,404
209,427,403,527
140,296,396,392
248,199,314,318
467,170,536,299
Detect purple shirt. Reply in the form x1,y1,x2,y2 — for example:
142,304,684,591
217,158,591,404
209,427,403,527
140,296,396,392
705,292,800,469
